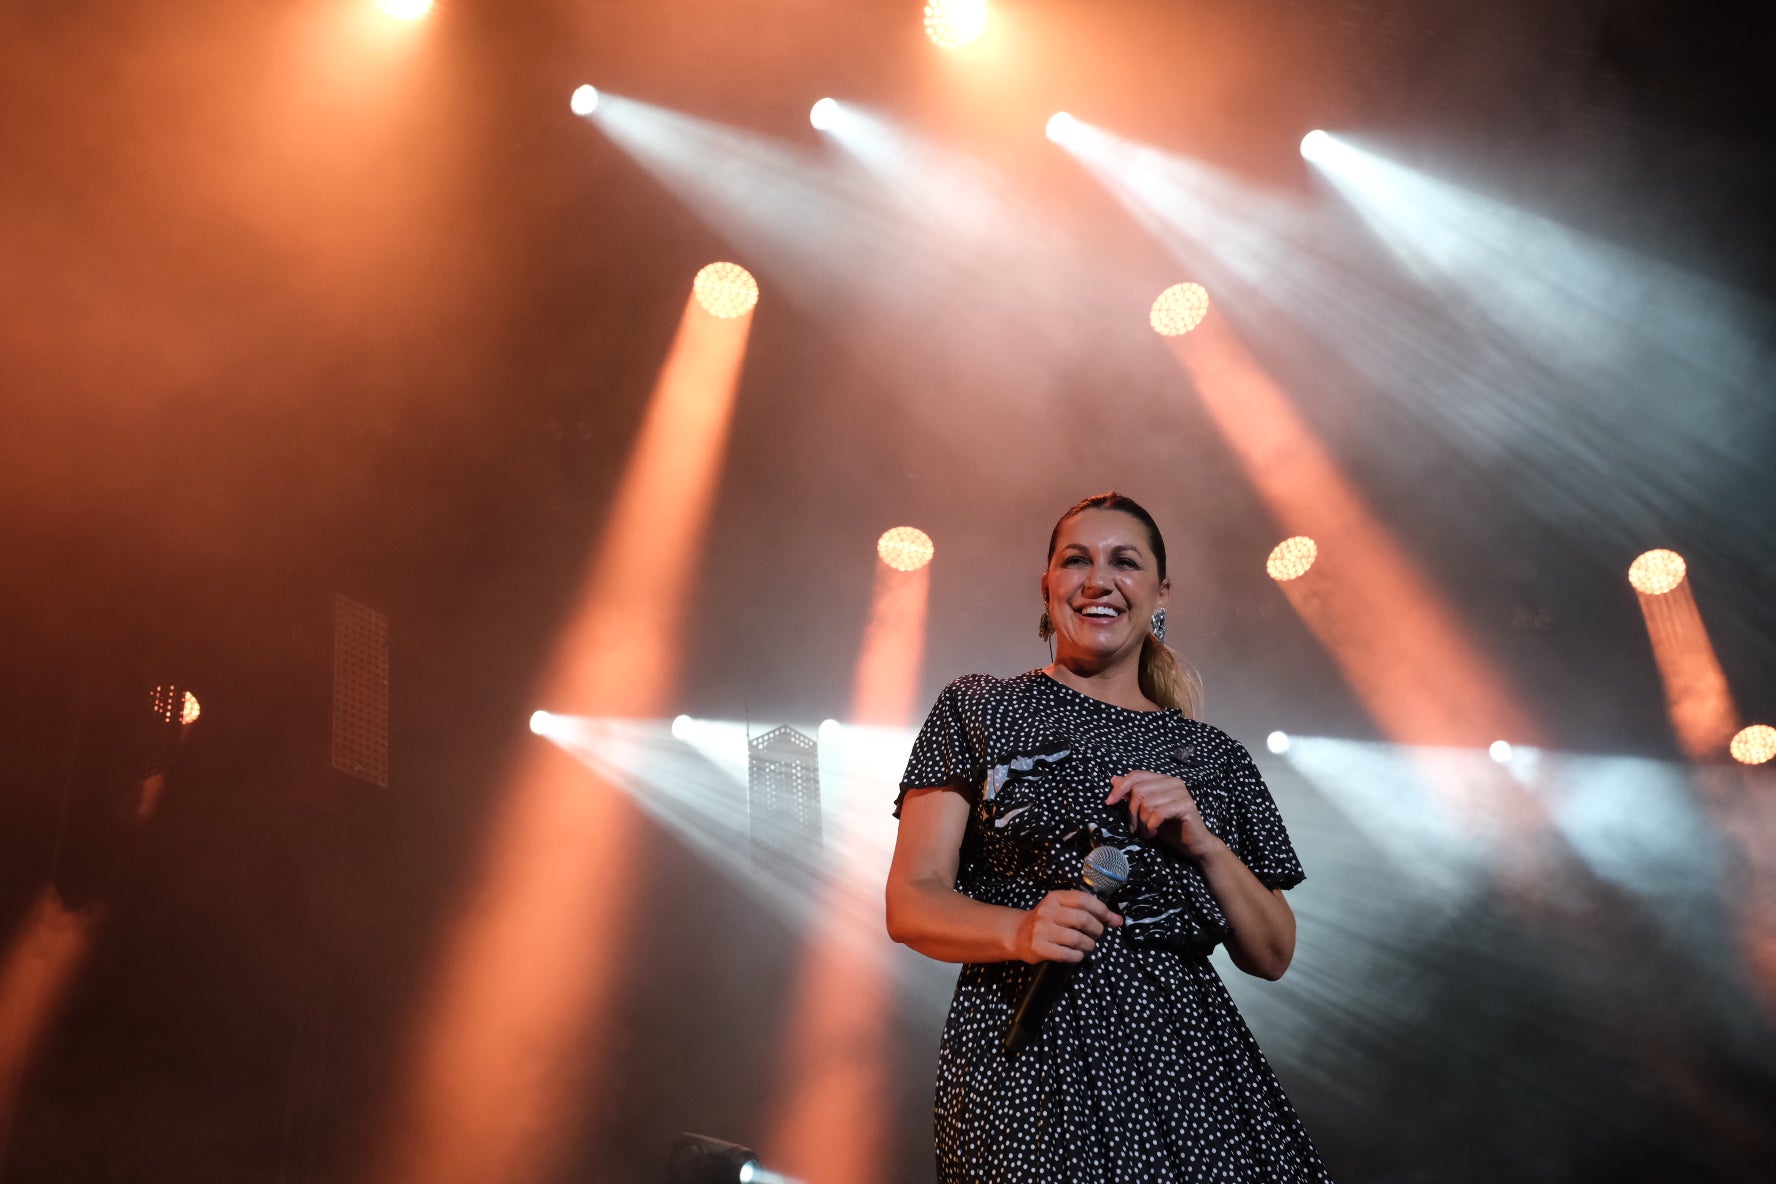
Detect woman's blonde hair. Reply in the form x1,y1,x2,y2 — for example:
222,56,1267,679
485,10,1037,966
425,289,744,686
1047,492,1204,717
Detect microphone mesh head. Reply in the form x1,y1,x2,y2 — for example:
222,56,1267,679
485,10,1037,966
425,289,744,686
1081,844,1130,896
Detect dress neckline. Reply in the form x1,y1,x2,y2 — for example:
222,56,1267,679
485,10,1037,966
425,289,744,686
1036,669,1175,715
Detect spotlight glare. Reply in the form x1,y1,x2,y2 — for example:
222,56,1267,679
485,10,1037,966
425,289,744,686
810,97,839,131
817,718,842,745
1266,730,1290,754
1628,549,1687,596
1300,129,1331,162
924,0,989,50
1731,725,1776,766
1149,282,1211,336
528,710,553,737
691,262,759,319
1489,740,1512,764
375,0,433,19
150,685,200,726
569,85,599,116
671,714,693,741
877,526,935,572
1266,536,1319,582
1045,111,1078,144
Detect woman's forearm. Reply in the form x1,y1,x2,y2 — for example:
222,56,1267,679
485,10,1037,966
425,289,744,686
1195,841,1296,979
886,876,1026,964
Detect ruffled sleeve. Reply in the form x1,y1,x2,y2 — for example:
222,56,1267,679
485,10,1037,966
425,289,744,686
1221,741,1306,891
894,675,992,817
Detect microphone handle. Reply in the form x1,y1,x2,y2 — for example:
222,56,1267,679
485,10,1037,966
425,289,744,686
1002,958,1079,1054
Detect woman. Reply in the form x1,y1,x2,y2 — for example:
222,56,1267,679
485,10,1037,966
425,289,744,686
886,493,1332,1183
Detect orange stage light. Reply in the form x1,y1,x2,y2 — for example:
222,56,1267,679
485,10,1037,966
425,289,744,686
1628,549,1687,596
693,262,760,319
1265,535,1318,582
375,0,433,20
761,544,932,1184
0,891,96,1150
1169,314,1537,761
1149,282,1211,337
924,0,989,49
876,526,935,573
365,286,753,1184
1731,725,1776,766
1634,579,1737,761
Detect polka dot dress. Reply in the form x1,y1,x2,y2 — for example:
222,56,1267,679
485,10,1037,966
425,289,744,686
897,672,1333,1184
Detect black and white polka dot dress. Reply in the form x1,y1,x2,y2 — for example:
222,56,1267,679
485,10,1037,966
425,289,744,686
897,671,1333,1184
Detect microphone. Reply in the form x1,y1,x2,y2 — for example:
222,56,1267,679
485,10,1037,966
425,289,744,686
1003,843,1129,1054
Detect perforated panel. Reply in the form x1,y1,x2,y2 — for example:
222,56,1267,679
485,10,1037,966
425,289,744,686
747,725,822,865
331,594,389,788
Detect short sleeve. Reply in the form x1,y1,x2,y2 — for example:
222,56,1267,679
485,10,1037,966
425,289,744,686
894,676,990,818
1222,742,1306,891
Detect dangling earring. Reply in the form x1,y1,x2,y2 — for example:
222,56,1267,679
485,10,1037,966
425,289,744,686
1038,609,1054,640
1151,609,1166,642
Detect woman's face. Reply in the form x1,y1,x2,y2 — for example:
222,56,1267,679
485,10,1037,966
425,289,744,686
1041,508,1170,666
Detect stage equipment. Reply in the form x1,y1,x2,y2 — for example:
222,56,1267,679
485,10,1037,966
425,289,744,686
1628,549,1686,596
693,262,760,319
1266,536,1318,582
1731,725,1776,766
570,85,599,115
747,726,822,868
1149,282,1210,336
876,526,934,572
923,0,988,50
375,0,432,20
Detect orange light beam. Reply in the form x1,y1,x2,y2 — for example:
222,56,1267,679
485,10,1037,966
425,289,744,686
1635,579,1738,761
762,558,930,1184
363,290,752,1184
1171,315,1539,755
0,890,96,1160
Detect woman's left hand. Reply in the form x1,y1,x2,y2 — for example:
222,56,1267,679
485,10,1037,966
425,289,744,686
1107,770,1222,860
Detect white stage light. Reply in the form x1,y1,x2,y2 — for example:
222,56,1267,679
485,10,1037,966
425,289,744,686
529,710,554,737
1300,130,1331,162
1046,112,1079,145
570,85,599,116
1489,740,1512,764
671,714,693,741
1266,731,1291,755
818,718,843,745
810,98,839,131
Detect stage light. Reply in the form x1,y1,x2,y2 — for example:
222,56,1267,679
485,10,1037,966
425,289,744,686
666,1132,762,1184
150,685,200,726
810,98,839,131
1266,536,1318,582
529,710,554,736
1731,725,1776,766
570,85,599,116
1300,130,1331,162
1045,111,1078,144
1628,549,1686,596
692,262,759,319
877,526,935,572
1489,740,1512,764
376,0,433,19
924,0,989,50
1149,282,1211,336
817,718,842,745
1266,731,1291,754
671,714,694,741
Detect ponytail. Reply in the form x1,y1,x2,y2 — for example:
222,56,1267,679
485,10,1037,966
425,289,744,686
1139,632,1203,718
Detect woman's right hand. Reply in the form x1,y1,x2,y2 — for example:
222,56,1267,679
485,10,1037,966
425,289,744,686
1014,890,1124,964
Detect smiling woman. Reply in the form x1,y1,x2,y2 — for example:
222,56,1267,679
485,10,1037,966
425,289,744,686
884,492,1330,1183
